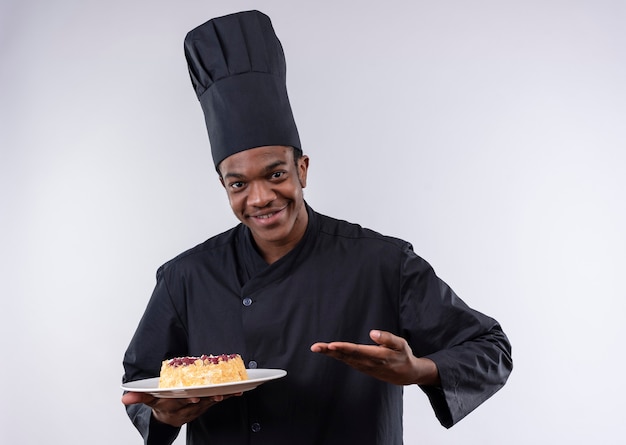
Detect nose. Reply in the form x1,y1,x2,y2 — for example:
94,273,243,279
247,180,276,207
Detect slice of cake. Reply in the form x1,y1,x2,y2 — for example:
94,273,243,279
158,354,248,388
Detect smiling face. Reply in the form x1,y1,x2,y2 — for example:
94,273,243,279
218,145,309,263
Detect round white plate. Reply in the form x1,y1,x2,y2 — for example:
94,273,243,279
121,368,287,398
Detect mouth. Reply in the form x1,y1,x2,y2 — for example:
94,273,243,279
248,204,288,224
254,211,278,220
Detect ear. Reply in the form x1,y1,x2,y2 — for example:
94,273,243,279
219,175,226,188
297,155,310,188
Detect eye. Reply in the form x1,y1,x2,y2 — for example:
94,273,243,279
229,181,245,190
270,171,285,180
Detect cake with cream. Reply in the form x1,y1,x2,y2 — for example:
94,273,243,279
158,354,248,388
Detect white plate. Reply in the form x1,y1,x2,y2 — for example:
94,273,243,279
121,368,287,398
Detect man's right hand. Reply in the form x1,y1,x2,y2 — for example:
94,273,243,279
122,391,241,427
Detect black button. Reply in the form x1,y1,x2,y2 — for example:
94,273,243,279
251,422,261,433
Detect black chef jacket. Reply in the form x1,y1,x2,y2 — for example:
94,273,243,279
123,204,512,445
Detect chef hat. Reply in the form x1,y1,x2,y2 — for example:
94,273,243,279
184,10,301,168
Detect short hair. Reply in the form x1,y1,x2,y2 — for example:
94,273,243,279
292,146,303,163
216,146,304,177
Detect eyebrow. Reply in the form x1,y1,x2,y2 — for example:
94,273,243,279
223,160,288,180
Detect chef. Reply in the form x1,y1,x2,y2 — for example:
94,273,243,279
122,10,512,445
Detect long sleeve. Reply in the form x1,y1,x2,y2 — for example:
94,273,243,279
121,210,512,443
398,244,513,427
122,266,188,444
125,404,180,445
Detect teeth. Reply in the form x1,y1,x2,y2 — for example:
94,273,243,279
257,213,274,219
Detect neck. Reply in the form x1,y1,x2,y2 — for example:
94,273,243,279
261,244,297,265
254,205,309,264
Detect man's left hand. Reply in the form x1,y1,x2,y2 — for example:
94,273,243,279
310,330,440,386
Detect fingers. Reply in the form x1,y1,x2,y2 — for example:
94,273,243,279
310,331,425,386
121,391,235,412
370,329,405,351
310,331,410,373
121,391,156,406
150,398,210,427
312,341,387,364
311,330,403,356
310,342,329,353
122,390,246,427
310,343,321,352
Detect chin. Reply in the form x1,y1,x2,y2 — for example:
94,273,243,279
251,226,290,243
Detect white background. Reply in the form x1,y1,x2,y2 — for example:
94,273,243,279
1,1,625,444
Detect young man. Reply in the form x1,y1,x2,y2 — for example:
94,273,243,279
122,10,512,445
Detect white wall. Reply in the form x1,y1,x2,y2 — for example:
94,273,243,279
1,1,625,443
